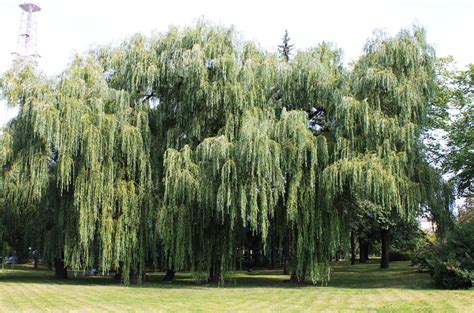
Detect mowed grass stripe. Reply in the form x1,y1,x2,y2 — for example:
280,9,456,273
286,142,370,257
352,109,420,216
1,261,473,312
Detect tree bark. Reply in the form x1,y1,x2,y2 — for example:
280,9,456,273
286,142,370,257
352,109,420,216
290,272,298,282
270,245,276,269
129,271,139,285
54,258,68,279
380,229,390,269
289,271,305,284
364,241,370,261
114,272,122,281
113,264,123,281
350,231,356,265
359,238,367,263
163,268,175,281
252,249,259,268
208,263,221,283
283,229,290,275
159,251,165,272
236,248,243,271
208,254,221,283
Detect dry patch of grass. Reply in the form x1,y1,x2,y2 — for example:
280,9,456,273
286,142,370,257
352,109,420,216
1,261,473,312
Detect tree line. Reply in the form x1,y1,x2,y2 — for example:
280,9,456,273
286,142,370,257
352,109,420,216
0,22,457,285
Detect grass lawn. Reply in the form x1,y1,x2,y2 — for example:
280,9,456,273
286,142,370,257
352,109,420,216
1,260,472,312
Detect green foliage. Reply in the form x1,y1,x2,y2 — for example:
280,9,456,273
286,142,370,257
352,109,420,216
432,261,473,289
413,218,474,289
0,22,451,285
0,56,154,284
387,219,427,261
444,64,474,196
390,218,426,252
388,249,411,261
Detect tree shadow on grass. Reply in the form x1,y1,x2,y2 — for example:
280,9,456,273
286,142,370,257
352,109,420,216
0,261,436,290
326,260,434,290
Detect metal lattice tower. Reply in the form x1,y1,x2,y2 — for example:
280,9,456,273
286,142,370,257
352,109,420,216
13,2,41,60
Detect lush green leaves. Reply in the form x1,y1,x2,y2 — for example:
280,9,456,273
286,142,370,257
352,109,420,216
0,22,451,285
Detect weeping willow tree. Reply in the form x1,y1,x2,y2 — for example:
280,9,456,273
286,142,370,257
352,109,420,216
322,27,451,268
151,22,347,283
54,57,155,283
0,21,450,284
0,56,155,283
160,106,334,283
0,60,60,268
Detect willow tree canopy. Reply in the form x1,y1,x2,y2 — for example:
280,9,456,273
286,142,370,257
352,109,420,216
0,22,447,284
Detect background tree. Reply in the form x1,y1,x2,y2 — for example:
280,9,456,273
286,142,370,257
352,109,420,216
278,30,294,62
0,60,60,269
445,64,473,196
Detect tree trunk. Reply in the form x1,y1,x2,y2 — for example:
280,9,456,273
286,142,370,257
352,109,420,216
129,271,139,285
270,245,276,269
113,264,123,281
380,229,390,269
283,229,290,275
114,272,122,281
290,272,298,282
163,268,175,281
359,238,367,263
159,251,165,272
252,249,259,268
208,253,221,283
236,248,242,271
364,241,370,261
289,271,305,284
208,263,221,283
54,258,68,279
350,231,356,265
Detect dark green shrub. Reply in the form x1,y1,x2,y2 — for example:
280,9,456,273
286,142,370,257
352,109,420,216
432,261,473,289
411,242,434,272
389,249,411,261
413,218,473,289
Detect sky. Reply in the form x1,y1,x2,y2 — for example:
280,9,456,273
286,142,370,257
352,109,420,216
1,0,473,127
